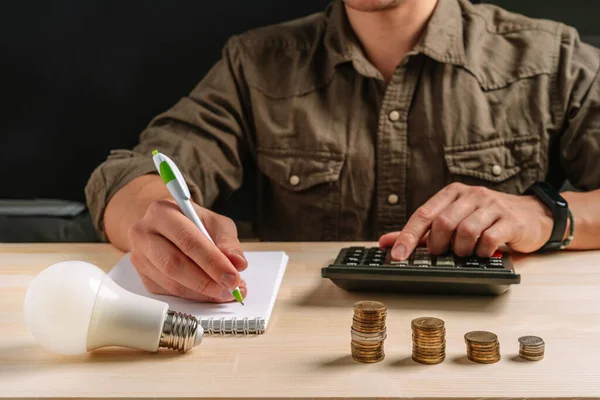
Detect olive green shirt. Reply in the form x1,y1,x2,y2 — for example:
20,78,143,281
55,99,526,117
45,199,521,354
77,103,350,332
85,0,600,242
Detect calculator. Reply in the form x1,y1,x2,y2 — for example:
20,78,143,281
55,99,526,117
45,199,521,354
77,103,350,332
321,247,520,295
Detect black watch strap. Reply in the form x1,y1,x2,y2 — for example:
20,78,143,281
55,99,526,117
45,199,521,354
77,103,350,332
524,181,569,252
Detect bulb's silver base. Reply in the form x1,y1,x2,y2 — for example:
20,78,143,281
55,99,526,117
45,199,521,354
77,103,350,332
159,310,199,352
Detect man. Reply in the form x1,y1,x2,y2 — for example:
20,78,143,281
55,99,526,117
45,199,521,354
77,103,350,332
86,0,600,303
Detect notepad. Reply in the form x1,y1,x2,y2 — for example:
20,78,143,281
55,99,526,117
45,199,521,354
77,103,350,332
109,251,289,335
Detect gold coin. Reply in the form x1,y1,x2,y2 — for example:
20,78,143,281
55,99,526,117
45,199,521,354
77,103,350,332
352,356,385,364
412,355,445,365
412,317,445,331
468,356,500,364
464,331,498,344
520,354,544,361
519,351,544,357
352,344,383,351
467,350,500,357
353,312,386,318
354,301,386,313
412,333,446,340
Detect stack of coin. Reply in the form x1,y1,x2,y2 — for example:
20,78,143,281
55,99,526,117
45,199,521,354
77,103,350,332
464,331,501,364
519,336,545,361
411,317,446,364
351,301,387,363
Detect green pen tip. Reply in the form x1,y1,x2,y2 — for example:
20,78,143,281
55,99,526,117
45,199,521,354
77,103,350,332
152,150,159,156
232,288,245,304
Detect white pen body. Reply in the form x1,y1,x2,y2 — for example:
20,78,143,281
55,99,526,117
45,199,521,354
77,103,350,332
166,180,214,244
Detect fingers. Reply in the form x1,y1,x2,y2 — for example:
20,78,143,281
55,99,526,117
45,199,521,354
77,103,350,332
131,251,233,303
140,232,234,300
380,231,429,249
145,200,242,290
203,208,248,272
452,207,501,257
476,219,516,257
391,184,462,260
428,199,479,255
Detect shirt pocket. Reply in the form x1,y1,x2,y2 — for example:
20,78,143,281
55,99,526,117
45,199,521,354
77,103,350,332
256,147,345,240
443,136,540,194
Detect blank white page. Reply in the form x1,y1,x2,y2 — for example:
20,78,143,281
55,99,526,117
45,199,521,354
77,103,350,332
109,252,288,327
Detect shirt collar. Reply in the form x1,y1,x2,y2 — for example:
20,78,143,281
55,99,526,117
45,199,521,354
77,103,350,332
324,0,466,77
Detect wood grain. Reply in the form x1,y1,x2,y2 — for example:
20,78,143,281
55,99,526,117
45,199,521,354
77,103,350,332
1,243,600,399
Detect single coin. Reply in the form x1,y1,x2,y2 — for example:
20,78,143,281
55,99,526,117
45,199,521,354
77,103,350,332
518,336,544,347
519,350,544,357
468,356,500,364
353,312,387,319
465,331,498,344
520,354,544,361
412,317,445,330
354,301,386,312
412,355,445,365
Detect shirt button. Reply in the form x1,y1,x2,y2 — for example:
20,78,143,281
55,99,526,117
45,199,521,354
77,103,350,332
289,175,300,186
388,110,401,122
491,165,502,176
387,194,399,205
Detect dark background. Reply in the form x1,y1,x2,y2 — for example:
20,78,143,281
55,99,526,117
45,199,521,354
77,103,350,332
0,0,598,241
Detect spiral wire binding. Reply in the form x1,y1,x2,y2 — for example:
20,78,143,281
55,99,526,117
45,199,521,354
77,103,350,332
199,317,266,335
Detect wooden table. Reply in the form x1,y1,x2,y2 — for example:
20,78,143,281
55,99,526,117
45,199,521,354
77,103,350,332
1,243,600,399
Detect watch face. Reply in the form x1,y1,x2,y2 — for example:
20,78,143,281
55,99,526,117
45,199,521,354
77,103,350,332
537,182,568,207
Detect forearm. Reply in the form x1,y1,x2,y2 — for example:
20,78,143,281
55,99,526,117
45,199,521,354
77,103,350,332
104,174,171,252
562,189,600,250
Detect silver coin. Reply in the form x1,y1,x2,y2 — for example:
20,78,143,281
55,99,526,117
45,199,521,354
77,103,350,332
518,336,544,347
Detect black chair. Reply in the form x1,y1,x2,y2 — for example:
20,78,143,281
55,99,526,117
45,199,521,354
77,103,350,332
0,1,597,242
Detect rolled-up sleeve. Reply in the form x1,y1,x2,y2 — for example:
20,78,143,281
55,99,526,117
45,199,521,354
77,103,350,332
556,27,600,191
85,36,251,241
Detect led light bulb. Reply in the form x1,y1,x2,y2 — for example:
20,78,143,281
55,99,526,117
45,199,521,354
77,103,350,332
24,260,203,355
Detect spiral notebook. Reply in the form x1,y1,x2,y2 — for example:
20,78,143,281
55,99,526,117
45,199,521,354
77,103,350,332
109,251,289,335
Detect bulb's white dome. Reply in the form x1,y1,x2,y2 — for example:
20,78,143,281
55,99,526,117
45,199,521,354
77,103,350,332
24,261,106,355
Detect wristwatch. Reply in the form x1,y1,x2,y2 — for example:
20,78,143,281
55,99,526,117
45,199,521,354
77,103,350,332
523,181,569,251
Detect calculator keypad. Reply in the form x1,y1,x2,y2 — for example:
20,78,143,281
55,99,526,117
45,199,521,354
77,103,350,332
338,247,506,270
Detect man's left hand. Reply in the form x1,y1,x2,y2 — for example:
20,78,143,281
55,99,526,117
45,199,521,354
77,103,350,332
379,183,554,259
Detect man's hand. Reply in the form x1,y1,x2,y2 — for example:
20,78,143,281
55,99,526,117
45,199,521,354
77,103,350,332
379,183,554,259
128,199,248,303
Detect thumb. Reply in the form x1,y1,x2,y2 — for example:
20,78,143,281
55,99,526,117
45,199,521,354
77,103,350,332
204,212,248,272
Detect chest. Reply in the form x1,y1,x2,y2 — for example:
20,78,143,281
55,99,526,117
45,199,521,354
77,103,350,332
249,59,551,197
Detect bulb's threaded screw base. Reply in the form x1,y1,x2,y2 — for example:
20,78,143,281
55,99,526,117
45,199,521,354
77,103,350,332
159,310,199,352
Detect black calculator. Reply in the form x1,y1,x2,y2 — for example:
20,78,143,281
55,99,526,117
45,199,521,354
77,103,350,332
321,247,520,295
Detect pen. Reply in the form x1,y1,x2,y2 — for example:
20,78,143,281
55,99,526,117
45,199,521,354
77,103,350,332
151,150,244,305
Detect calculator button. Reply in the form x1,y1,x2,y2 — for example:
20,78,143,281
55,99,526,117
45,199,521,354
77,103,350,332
368,262,382,266
465,258,481,266
491,250,503,259
344,262,358,265
346,253,363,258
435,256,455,267
390,260,409,266
413,259,432,266
344,256,360,262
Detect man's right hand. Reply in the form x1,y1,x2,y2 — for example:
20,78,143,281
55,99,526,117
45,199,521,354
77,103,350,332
127,199,248,303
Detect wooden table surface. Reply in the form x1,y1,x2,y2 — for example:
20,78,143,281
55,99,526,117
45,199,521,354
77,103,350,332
1,243,600,399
